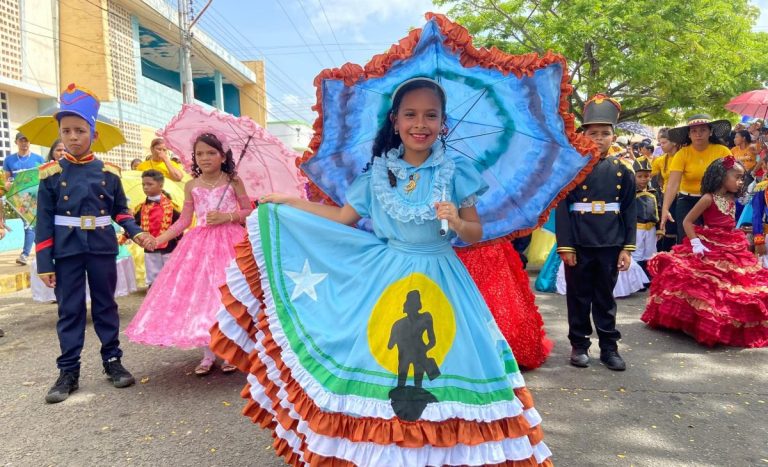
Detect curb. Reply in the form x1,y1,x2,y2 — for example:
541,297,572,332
0,271,31,295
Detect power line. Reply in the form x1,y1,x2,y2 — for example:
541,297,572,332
294,0,337,64
190,42,312,123
70,0,315,121
316,0,348,62
199,6,314,101
274,0,328,69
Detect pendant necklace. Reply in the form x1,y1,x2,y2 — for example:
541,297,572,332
200,172,223,189
404,173,420,195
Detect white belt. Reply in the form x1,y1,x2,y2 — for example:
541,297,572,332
678,191,702,197
570,202,620,214
54,215,111,230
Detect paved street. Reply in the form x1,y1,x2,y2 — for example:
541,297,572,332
0,278,766,466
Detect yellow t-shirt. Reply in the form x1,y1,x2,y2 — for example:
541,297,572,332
669,144,732,195
731,145,756,171
650,153,674,191
135,158,183,180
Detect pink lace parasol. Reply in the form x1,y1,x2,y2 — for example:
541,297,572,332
158,104,308,201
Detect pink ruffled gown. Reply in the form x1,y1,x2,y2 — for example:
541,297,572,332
126,183,252,348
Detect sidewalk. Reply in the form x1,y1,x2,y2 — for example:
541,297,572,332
0,248,31,295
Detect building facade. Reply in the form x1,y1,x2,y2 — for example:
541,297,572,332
1,0,267,167
267,120,313,154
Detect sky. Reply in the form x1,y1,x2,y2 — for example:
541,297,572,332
194,0,447,123
200,0,768,124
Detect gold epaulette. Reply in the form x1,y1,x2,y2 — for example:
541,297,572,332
38,161,62,179
755,180,768,192
619,158,635,172
103,162,122,177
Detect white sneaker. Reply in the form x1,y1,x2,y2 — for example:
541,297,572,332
15,254,28,265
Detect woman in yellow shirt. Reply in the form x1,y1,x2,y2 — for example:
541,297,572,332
651,129,681,250
661,114,732,242
731,130,756,172
136,138,185,182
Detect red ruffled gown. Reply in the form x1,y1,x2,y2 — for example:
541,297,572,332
642,195,768,348
457,242,553,369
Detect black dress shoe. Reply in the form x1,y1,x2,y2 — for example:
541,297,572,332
570,348,590,367
600,350,626,371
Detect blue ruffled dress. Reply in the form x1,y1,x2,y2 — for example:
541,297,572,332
211,144,552,466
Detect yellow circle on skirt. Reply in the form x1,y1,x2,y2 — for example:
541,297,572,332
367,273,456,375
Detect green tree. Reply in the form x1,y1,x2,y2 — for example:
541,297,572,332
434,0,768,124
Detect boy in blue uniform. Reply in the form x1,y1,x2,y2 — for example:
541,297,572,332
556,94,636,371
752,180,767,268
36,84,151,403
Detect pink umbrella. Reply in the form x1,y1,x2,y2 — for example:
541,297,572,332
725,89,768,120
158,104,308,204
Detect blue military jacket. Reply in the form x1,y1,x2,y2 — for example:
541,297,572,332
35,153,144,275
752,180,768,240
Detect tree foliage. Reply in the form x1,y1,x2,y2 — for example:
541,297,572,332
434,0,768,124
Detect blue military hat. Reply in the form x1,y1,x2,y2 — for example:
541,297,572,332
55,83,100,129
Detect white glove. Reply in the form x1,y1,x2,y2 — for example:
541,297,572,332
690,238,710,256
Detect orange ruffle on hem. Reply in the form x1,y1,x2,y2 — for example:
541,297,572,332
208,236,552,466
297,12,599,245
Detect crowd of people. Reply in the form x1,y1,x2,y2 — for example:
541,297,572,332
0,72,763,466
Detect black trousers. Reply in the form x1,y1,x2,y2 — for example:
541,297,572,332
54,254,122,372
564,246,622,351
675,194,702,243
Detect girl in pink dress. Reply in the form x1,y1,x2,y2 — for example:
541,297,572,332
642,156,768,348
126,133,253,374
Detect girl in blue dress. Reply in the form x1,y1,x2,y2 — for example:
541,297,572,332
210,78,552,466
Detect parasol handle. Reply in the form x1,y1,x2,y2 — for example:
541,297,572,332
215,134,254,210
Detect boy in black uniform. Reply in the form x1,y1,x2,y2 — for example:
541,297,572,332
632,156,660,277
36,84,151,403
556,94,636,371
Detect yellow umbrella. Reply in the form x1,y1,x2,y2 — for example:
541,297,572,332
17,113,126,153
121,170,186,211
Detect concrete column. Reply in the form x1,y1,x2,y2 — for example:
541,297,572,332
214,70,224,111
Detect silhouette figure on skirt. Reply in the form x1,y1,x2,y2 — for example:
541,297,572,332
387,290,441,420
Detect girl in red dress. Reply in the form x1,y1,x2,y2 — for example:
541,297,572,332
642,156,768,348
457,242,553,369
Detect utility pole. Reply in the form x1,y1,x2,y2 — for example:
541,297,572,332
178,0,213,105
178,0,194,104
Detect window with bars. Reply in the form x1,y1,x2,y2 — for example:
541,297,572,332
0,0,22,81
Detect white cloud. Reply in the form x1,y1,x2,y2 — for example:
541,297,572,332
299,0,449,39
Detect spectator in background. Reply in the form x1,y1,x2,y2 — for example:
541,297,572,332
731,130,755,172
660,114,732,243
47,139,67,162
639,141,655,160
130,158,142,170
652,128,681,251
3,132,45,265
748,119,763,145
135,138,184,182
653,128,668,156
